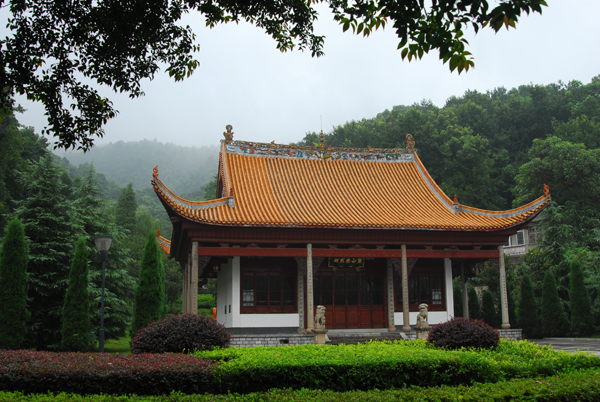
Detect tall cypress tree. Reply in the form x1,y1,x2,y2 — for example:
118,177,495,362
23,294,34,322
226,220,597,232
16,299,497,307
453,278,463,318
507,276,518,329
116,183,137,234
61,237,90,351
541,270,569,337
468,286,481,319
570,259,593,336
481,290,499,328
16,153,79,350
132,231,164,336
0,217,29,349
519,274,540,339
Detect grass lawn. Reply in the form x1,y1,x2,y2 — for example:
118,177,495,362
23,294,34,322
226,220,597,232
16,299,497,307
94,336,131,354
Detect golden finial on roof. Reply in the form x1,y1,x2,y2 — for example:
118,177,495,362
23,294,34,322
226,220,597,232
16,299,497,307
406,133,415,153
153,165,158,181
320,130,325,153
454,194,458,204
223,124,234,144
544,183,550,197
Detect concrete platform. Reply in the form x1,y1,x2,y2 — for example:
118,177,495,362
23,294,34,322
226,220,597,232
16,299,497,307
530,338,600,356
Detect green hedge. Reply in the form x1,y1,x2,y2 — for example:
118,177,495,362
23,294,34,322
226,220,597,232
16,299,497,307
2,368,600,401
196,340,600,393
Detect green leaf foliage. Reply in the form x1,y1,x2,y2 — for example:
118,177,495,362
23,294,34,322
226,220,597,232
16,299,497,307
0,217,29,349
61,237,90,352
519,274,540,339
570,259,594,337
132,232,165,337
541,270,570,337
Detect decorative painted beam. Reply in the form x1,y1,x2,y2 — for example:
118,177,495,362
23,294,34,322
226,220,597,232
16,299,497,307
195,247,499,259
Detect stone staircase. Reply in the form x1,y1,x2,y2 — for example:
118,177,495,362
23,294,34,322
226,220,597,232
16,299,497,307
326,329,413,345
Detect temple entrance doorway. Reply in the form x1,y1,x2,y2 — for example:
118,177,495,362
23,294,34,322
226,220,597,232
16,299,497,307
312,261,387,329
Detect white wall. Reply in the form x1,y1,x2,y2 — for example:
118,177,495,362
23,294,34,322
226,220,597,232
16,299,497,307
239,313,300,328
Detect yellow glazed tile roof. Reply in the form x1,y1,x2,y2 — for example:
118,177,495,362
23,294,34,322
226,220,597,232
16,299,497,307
152,135,550,231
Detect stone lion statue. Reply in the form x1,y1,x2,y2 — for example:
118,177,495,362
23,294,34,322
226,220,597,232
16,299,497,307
416,303,429,327
314,305,326,329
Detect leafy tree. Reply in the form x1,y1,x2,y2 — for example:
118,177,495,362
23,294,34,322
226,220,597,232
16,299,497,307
541,270,569,337
15,153,79,350
61,237,90,352
481,290,499,328
132,232,165,337
0,217,29,349
467,286,481,320
507,275,518,329
164,256,183,313
518,274,540,339
116,184,138,234
570,259,593,336
1,0,546,150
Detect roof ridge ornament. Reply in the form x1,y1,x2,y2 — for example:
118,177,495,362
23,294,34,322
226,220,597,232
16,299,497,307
452,194,460,214
406,133,415,153
224,124,234,144
153,165,158,181
228,186,235,208
320,130,325,153
544,183,550,197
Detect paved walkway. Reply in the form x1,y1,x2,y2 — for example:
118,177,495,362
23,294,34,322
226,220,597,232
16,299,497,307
530,338,600,356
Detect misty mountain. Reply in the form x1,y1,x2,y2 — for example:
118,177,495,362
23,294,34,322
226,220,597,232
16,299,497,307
54,139,220,194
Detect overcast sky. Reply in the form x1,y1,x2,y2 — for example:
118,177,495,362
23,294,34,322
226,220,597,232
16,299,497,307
9,0,600,149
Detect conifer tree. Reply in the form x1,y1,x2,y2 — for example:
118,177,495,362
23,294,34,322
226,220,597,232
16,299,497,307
0,217,29,349
570,259,593,336
73,165,136,341
481,290,499,328
519,274,540,339
541,270,569,337
453,278,463,318
132,232,164,336
468,286,481,319
61,237,90,351
116,183,137,234
507,276,518,329
16,153,79,350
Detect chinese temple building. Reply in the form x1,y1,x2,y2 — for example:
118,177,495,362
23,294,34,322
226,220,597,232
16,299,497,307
153,125,550,335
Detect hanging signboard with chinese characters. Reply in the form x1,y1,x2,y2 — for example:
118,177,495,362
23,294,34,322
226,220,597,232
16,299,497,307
328,257,365,272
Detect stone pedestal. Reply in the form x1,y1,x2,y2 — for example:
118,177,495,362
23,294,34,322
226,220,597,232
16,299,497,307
312,328,329,345
415,326,431,340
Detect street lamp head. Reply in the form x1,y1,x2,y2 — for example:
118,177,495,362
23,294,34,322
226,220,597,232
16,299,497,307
93,235,113,252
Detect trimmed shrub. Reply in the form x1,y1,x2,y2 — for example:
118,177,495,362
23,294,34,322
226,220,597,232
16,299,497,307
541,270,569,337
427,317,499,349
0,350,214,395
131,314,230,354
570,259,593,336
0,217,29,350
518,274,540,339
61,237,90,352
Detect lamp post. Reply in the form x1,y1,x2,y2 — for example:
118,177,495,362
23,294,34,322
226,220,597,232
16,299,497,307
93,235,112,353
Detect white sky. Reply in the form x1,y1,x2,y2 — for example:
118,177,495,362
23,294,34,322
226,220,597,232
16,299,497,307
9,0,600,148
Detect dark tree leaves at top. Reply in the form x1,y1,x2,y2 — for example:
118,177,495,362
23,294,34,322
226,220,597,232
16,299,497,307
0,0,546,151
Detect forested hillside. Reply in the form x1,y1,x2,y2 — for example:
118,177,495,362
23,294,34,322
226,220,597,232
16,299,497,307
55,140,219,194
298,77,600,212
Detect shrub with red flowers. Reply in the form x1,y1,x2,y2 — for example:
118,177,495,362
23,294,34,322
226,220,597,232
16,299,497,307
131,314,230,354
427,317,500,349
0,350,214,395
